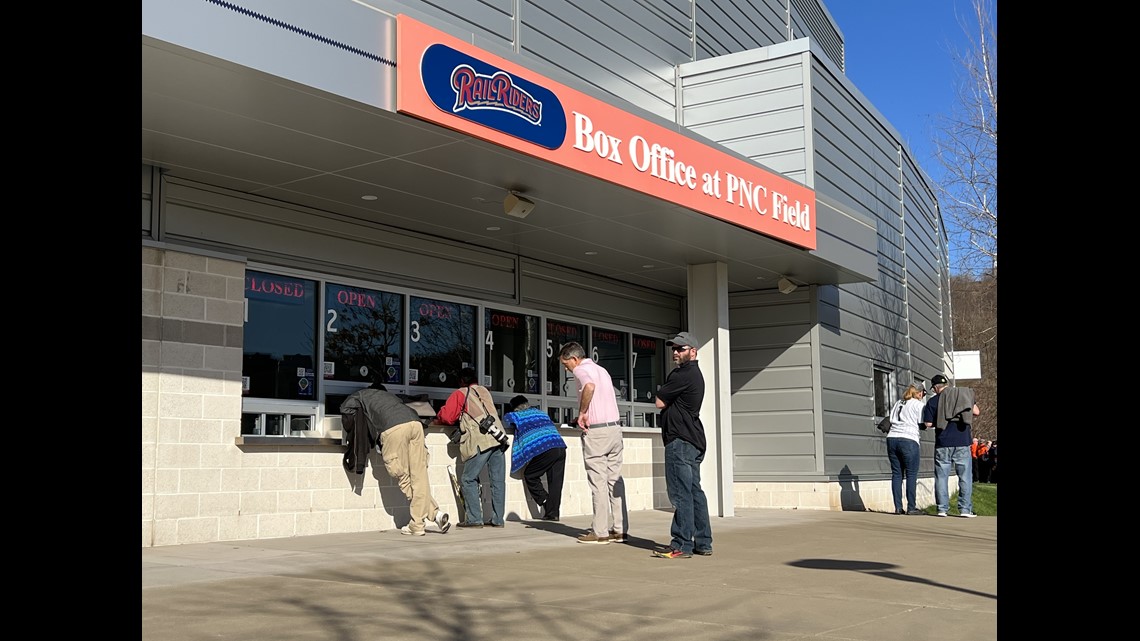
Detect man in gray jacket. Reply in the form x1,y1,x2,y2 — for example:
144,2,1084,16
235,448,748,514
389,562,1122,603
341,379,451,536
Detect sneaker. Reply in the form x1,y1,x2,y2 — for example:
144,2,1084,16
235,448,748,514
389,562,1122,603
906,509,924,516
540,515,560,522
400,525,425,536
693,548,713,556
936,512,948,517
456,521,484,529
434,512,451,533
958,512,977,518
484,521,504,528
608,530,628,543
577,530,610,544
652,548,691,559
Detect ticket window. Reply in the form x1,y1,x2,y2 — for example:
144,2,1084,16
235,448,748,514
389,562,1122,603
485,308,540,395
408,296,477,389
592,327,630,402
545,319,587,398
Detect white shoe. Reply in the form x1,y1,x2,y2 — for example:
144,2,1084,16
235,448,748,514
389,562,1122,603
435,511,451,533
936,512,948,517
958,512,977,518
400,525,425,536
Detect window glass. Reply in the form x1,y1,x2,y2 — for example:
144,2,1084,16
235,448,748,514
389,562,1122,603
546,319,587,397
873,366,894,417
242,270,318,400
323,283,403,385
485,308,540,394
632,334,665,403
408,296,476,388
592,327,630,401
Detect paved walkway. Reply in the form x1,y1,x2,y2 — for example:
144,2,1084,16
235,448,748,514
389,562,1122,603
142,508,997,641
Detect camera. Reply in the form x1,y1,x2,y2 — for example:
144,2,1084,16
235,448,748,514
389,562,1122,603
478,415,510,447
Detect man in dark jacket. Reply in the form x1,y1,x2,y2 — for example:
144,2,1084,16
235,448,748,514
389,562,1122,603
341,378,450,536
922,374,981,518
652,331,712,559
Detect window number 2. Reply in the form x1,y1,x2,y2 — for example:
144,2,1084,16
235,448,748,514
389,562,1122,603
326,309,338,333
410,320,421,343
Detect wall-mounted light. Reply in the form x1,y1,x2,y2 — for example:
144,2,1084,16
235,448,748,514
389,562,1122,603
778,276,798,294
503,191,535,218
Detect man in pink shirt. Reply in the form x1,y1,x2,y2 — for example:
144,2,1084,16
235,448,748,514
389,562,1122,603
558,341,627,544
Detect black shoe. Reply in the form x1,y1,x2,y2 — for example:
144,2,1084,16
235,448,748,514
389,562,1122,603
541,514,560,521
456,521,484,528
906,509,924,516
693,548,713,556
484,521,504,528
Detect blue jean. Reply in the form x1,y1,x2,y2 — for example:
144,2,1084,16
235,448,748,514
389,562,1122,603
886,437,920,512
934,446,973,514
461,446,505,525
664,439,712,554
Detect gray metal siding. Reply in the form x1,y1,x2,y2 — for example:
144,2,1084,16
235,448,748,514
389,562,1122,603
729,289,818,479
680,51,809,183
694,0,788,60
789,0,842,71
416,0,513,47
161,178,519,302
517,0,692,120
519,258,682,334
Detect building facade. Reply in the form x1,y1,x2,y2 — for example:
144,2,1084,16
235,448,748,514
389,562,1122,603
142,0,957,547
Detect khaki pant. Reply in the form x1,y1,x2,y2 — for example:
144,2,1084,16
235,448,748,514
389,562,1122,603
380,421,439,533
582,426,626,536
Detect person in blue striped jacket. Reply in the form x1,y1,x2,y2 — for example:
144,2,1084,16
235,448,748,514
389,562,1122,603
503,396,567,522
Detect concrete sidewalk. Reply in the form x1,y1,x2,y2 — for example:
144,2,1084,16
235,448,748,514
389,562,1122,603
142,508,997,641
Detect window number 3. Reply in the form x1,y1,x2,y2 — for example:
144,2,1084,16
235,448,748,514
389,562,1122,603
410,320,421,343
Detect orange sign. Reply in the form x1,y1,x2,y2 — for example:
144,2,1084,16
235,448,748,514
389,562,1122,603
396,15,816,250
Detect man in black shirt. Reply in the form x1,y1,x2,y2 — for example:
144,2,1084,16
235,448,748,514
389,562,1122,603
652,332,713,559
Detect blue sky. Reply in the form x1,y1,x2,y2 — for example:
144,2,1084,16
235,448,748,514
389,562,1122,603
823,0,990,178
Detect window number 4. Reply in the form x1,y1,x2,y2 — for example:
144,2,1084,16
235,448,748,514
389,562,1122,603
485,330,494,350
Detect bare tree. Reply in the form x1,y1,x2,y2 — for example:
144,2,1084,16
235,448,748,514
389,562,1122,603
937,0,998,441
933,0,997,278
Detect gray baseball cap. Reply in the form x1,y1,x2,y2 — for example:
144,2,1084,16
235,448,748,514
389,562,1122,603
666,332,698,348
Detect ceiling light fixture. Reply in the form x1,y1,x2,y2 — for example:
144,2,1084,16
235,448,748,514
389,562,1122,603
503,190,535,218
361,194,378,201
777,276,798,294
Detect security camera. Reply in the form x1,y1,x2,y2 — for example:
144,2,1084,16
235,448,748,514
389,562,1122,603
777,277,797,294
503,193,535,218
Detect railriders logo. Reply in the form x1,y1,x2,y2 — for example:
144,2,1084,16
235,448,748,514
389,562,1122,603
420,43,567,149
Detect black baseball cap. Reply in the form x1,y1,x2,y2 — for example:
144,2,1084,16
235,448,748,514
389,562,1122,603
930,374,949,387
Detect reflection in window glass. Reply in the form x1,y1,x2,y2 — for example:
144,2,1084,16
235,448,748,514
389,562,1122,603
409,296,476,389
485,308,540,394
242,270,318,400
546,319,586,397
324,283,403,385
873,367,894,416
592,327,629,401
633,334,665,403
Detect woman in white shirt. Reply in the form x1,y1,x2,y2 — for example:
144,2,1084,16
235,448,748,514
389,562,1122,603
886,384,927,515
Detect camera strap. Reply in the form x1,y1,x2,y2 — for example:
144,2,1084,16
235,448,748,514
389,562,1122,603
462,385,493,422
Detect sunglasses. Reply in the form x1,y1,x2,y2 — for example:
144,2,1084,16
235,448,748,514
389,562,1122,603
671,345,690,352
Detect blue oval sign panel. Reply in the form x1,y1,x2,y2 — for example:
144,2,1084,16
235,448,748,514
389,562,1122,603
420,43,567,150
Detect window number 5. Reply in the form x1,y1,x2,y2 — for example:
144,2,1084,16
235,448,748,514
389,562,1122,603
546,339,553,358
